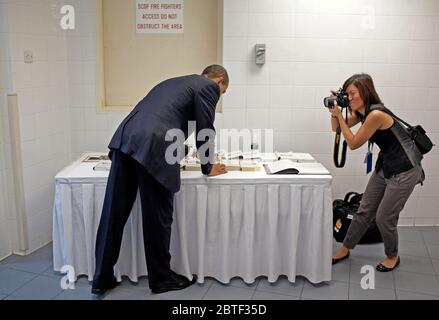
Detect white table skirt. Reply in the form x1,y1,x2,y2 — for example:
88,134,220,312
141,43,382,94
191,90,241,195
53,156,333,284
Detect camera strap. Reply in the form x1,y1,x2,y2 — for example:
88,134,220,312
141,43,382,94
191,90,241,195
333,107,349,168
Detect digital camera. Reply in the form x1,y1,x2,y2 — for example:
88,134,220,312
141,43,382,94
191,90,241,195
323,88,349,109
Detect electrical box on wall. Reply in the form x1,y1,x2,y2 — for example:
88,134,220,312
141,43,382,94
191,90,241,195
255,44,266,65
24,50,33,63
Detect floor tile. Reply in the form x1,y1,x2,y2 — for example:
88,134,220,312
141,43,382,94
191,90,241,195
396,290,439,300
349,283,396,300
7,257,52,275
398,241,430,258
422,228,439,245
55,286,99,300
432,259,439,275
331,262,350,283
255,276,304,297
395,255,436,275
203,282,254,300
103,287,151,300
350,264,395,289
252,291,300,300
4,295,31,300
41,265,64,279
150,280,212,300
118,276,149,291
397,227,424,243
11,275,64,299
1,245,52,274
301,280,349,300
0,268,38,295
426,243,439,259
349,243,385,266
394,271,439,297
0,255,20,268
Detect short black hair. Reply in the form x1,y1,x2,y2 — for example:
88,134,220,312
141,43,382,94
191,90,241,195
201,64,229,85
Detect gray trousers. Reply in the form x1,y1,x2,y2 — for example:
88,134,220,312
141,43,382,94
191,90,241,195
343,165,425,257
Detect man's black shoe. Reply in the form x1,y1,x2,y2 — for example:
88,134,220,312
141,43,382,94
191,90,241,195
150,272,197,294
91,276,119,295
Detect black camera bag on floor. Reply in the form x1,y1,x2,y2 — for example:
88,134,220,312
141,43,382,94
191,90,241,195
333,192,383,244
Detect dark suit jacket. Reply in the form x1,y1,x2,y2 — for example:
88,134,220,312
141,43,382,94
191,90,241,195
108,74,220,193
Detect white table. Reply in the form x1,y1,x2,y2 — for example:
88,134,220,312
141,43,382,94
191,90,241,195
53,153,333,284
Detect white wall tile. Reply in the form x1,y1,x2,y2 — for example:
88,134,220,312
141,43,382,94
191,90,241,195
246,85,269,108
270,86,292,108
292,86,317,108
247,62,269,85
271,14,294,38
273,130,293,152
269,108,292,131
224,13,248,37
223,37,248,61
224,0,248,13
246,108,270,129
415,218,437,226
19,114,35,142
295,0,320,14
82,84,96,107
82,60,96,84
221,108,246,129
84,109,108,132
410,41,434,64
83,131,110,153
68,61,82,84
273,0,296,13
222,85,246,108
398,218,415,226
412,16,437,41
69,84,84,107
363,40,388,64
270,38,295,61
248,0,272,13
34,111,51,138
47,36,67,61
427,88,439,110
292,132,333,154
248,14,273,37
224,61,247,85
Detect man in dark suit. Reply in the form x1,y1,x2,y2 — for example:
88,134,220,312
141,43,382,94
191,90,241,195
92,65,228,295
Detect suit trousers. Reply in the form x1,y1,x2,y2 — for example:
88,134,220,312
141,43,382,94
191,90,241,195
343,165,424,257
93,150,174,288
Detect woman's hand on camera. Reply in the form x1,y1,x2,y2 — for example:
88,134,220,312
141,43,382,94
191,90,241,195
329,100,342,118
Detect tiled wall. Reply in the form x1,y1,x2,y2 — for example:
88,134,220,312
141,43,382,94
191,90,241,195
0,1,15,259
221,0,439,226
66,0,128,160
0,0,72,253
1,0,439,258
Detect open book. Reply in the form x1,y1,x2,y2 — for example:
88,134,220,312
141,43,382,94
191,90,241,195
222,150,262,160
93,160,112,171
264,159,330,175
274,152,316,163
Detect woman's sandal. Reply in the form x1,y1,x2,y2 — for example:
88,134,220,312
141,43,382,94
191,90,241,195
376,256,400,272
332,251,350,265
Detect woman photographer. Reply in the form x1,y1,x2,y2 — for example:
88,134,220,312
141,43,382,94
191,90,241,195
329,73,424,272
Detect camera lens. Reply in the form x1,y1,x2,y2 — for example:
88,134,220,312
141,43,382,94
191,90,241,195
323,96,337,108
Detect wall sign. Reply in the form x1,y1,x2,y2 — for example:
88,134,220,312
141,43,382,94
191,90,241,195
136,0,184,33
